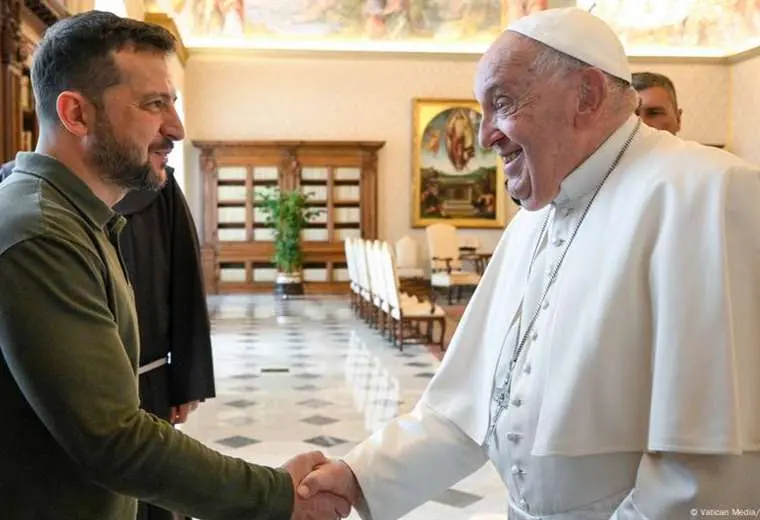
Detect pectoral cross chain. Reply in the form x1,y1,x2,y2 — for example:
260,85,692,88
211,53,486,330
486,361,517,440
484,120,642,446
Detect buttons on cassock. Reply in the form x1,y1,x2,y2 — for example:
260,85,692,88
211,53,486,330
506,432,521,442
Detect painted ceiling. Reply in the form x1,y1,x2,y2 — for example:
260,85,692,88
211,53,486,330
145,0,760,57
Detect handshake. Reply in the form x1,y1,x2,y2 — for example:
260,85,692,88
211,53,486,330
283,450,363,520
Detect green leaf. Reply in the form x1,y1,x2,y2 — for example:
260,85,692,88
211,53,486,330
254,187,323,272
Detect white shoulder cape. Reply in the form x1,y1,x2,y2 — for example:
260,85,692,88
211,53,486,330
420,126,760,456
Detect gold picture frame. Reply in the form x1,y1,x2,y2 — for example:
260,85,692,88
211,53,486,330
411,98,507,229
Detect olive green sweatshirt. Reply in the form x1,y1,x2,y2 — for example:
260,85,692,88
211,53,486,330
0,152,293,519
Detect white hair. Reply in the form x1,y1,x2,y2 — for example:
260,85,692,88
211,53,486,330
528,41,636,113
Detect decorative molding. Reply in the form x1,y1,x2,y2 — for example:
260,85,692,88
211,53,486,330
192,140,386,149
185,44,760,66
628,54,729,65
1,0,65,163
188,46,482,63
728,45,760,64
24,0,67,26
62,0,93,15
278,147,298,192
0,0,22,66
144,12,188,67
18,33,36,64
198,146,217,247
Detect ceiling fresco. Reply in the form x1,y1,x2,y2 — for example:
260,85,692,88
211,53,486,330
578,0,760,56
145,0,760,57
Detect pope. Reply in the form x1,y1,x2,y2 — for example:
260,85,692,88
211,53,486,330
296,8,760,519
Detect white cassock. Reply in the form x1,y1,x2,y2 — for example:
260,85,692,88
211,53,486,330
343,116,760,519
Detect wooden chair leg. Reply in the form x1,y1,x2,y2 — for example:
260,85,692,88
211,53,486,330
439,318,447,351
397,320,405,351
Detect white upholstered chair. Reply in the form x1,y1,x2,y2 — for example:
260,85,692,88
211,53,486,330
394,236,425,279
379,242,446,351
425,223,481,303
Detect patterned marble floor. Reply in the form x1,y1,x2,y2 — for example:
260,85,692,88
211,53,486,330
178,294,507,520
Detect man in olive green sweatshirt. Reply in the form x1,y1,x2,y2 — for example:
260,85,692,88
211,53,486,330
0,11,350,520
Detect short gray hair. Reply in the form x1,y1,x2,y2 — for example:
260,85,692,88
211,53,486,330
529,41,631,92
631,71,679,109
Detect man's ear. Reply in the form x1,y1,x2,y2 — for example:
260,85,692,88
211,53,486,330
634,96,642,116
56,91,95,137
676,107,683,133
576,68,607,123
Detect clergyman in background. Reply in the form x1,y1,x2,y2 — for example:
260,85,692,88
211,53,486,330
114,163,217,520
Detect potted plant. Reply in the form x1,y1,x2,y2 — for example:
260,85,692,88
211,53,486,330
256,187,321,298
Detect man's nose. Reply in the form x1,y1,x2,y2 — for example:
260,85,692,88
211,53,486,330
163,105,185,142
478,116,498,150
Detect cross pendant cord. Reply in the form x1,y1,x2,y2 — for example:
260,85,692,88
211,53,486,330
486,119,642,444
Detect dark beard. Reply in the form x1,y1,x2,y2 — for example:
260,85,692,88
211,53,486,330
89,114,164,192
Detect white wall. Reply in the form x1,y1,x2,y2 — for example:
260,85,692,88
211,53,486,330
165,55,189,194
184,52,732,261
185,53,504,253
629,61,730,146
730,54,760,166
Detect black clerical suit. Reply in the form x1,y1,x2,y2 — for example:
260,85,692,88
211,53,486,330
114,168,216,520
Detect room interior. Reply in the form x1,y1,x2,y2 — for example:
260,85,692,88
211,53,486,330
3,0,759,296
1,1,759,517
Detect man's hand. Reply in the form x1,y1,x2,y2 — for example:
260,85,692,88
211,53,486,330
297,460,362,506
170,400,199,424
283,451,352,520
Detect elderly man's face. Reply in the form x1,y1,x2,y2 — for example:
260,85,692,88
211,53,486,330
474,33,580,211
635,86,681,135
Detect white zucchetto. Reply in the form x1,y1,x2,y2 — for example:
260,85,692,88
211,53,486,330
508,8,632,83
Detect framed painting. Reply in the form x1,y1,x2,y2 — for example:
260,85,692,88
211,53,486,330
411,98,506,229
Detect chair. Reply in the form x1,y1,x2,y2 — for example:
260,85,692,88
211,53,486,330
426,223,481,304
395,236,425,279
379,242,446,351
352,238,373,322
344,238,360,313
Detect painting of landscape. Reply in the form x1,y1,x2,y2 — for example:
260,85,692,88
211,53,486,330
412,98,506,229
